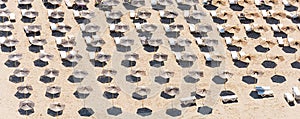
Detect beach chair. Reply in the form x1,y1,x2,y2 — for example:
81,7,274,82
129,10,136,18
79,24,85,31
151,0,157,5
216,25,225,33
0,37,5,44
195,37,203,45
292,87,300,100
255,86,273,97
134,23,142,30
276,37,284,46
159,10,164,17
65,0,73,8
230,51,239,60
84,36,92,44
180,96,196,106
271,24,280,32
221,95,238,103
73,10,80,17
189,24,195,32
210,11,217,17
224,37,232,45
284,93,294,103
204,53,212,61
88,52,95,59
59,51,67,59
50,23,57,31
202,0,208,4
229,0,237,4
183,10,189,18
282,0,290,6
243,24,252,32
261,10,269,18
168,38,176,45
109,24,115,31
164,25,171,32
9,13,15,22
55,37,63,45
254,0,262,6
114,37,120,44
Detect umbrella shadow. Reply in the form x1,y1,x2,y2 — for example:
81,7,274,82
15,92,31,99
107,106,123,116
233,60,249,68
265,17,280,24
212,17,227,24
0,31,12,37
191,32,207,37
132,18,147,24
171,45,185,52
181,102,197,108
33,59,49,67
68,75,84,83
29,45,43,53
282,46,297,53
47,109,63,117
126,75,141,83
0,17,9,23
203,4,218,10
73,4,88,10
256,4,272,10
132,92,147,100
103,91,119,99
205,60,222,68
123,3,138,10
110,31,124,37
165,32,180,38
116,44,131,52
227,44,242,51
21,17,35,23
1,45,15,52
271,75,286,83
191,91,205,99
220,31,234,37
246,31,261,39
160,91,175,99
86,45,101,52
52,31,66,37
291,61,300,69
62,59,78,67
177,4,191,10
98,5,113,11
40,75,55,83
160,18,175,24
197,106,213,115
249,91,263,99
4,60,20,67
74,91,89,99
48,17,64,23
43,3,60,9
121,60,136,67
136,107,152,117
184,75,200,83
176,60,194,68
284,5,298,12
199,45,214,52
25,32,40,37
273,31,287,38
143,45,159,52
18,109,34,115
239,18,254,24
291,17,300,23
261,60,277,68
149,60,164,68
255,45,270,53
185,17,200,24
18,4,32,9
56,45,73,51
9,75,24,83
78,107,95,117
230,4,244,11
155,76,169,84
212,76,227,84
75,17,90,24
45,92,60,99
97,75,113,83
90,60,107,67
166,108,182,117
242,76,257,84
0,4,6,9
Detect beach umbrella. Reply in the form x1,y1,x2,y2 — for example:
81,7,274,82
77,85,93,94
19,100,34,111
162,10,178,18
225,25,241,33
75,0,89,6
39,51,54,62
131,69,146,77
0,23,14,31
49,10,64,19
142,24,157,32
8,53,22,61
18,0,34,5
49,102,65,112
89,38,105,47
188,70,204,79
181,52,198,62
30,38,47,46
202,38,218,46
160,70,174,79
153,53,168,61
135,86,151,97
157,0,173,6
47,0,62,5
102,69,117,76
27,25,42,32
137,10,151,19
252,25,269,32
107,11,123,19
147,39,163,47
125,53,139,61
219,71,233,79
13,68,30,77
105,85,121,94
244,11,261,19
164,86,179,96
80,10,95,19
265,0,279,5
211,54,226,61
169,24,184,32
195,24,212,33
195,88,207,97
44,68,59,78
119,37,134,46
66,50,82,62
177,38,192,46
46,86,61,95
94,52,111,62
130,0,145,7
17,85,33,94
3,39,19,47
22,9,38,18
56,24,72,33
72,70,88,79
102,0,120,6
190,10,206,20
114,24,129,32
61,38,76,47
83,23,100,33
239,53,255,62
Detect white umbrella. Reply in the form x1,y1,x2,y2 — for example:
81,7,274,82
188,70,204,79
18,0,34,5
107,11,123,19
49,102,65,112
22,9,38,18
13,68,30,77
125,53,139,61
19,100,34,111
46,86,61,94
119,37,134,46
80,10,95,19
73,70,88,79
3,39,19,47
27,25,42,32
94,52,111,62
101,69,117,76
153,53,168,62
114,24,129,32
0,23,14,31
30,38,47,46
44,68,59,78
47,0,62,5
75,0,89,6
39,51,54,62
157,0,173,6
83,23,100,33
77,85,93,94
137,10,151,19
102,0,120,6
141,24,157,32
160,70,174,79
65,50,82,62
135,86,151,96
130,0,145,7
105,85,121,94
164,86,179,96
17,85,33,94
131,69,146,77
49,10,64,19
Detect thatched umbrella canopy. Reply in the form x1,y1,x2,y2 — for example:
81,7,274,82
3,39,19,47
27,25,42,32
61,37,76,48
135,86,151,97
94,52,111,62
101,0,120,6
231,37,248,47
46,86,61,95
77,85,93,94
0,23,14,31
65,50,82,62
160,10,178,18
44,68,59,78
160,70,175,79
141,24,157,32
188,70,204,79
75,0,89,6
13,68,30,77
47,0,62,5
153,53,168,62
137,10,151,19
39,51,54,62
30,38,47,46
80,10,95,19
114,24,130,33
130,0,145,7
164,86,179,96
131,69,146,77
21,9,38,18
18,0,34,5
8,53,22,61
101,69,117,77
195,88,207,97
157,0,173,6
48,10,64,19
118,37,134,46
17,85,33,94
105,85,121,94
72,70,88,79
49,102,65,112
106,10,123,19
82,23,100,33
125,53,139,61
19,100,34,111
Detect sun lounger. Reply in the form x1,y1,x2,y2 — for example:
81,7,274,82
9,13,15,22
210,11,217,17
292,87,300,100
168,38,176,45
217,25,225,33
231,51,239,60
284,93,294,103
229,0,237,4
79,24,85,31
73,10,80,17
244,24,252,32
271,24,280,32
55,37,63,45
114,37,120,44
254,0,262,6
221,95,238,102
276,37,284,46
50,23,57,31
164,25,171,32
84,36,92,44
261,10,269,17
183,10,189,18
109,24,115,31
282,0,290,6
88,52,95,59
204,53,212,61
180,96,196,106
129,10,136,18
59,51,67,59
134,23,142,30
159,10,164,17
224,37,232,45
65,0,73,8
255,86,274,97
0,37,5,44
151,0,157,5
189,24,195,32
195,37,203,45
